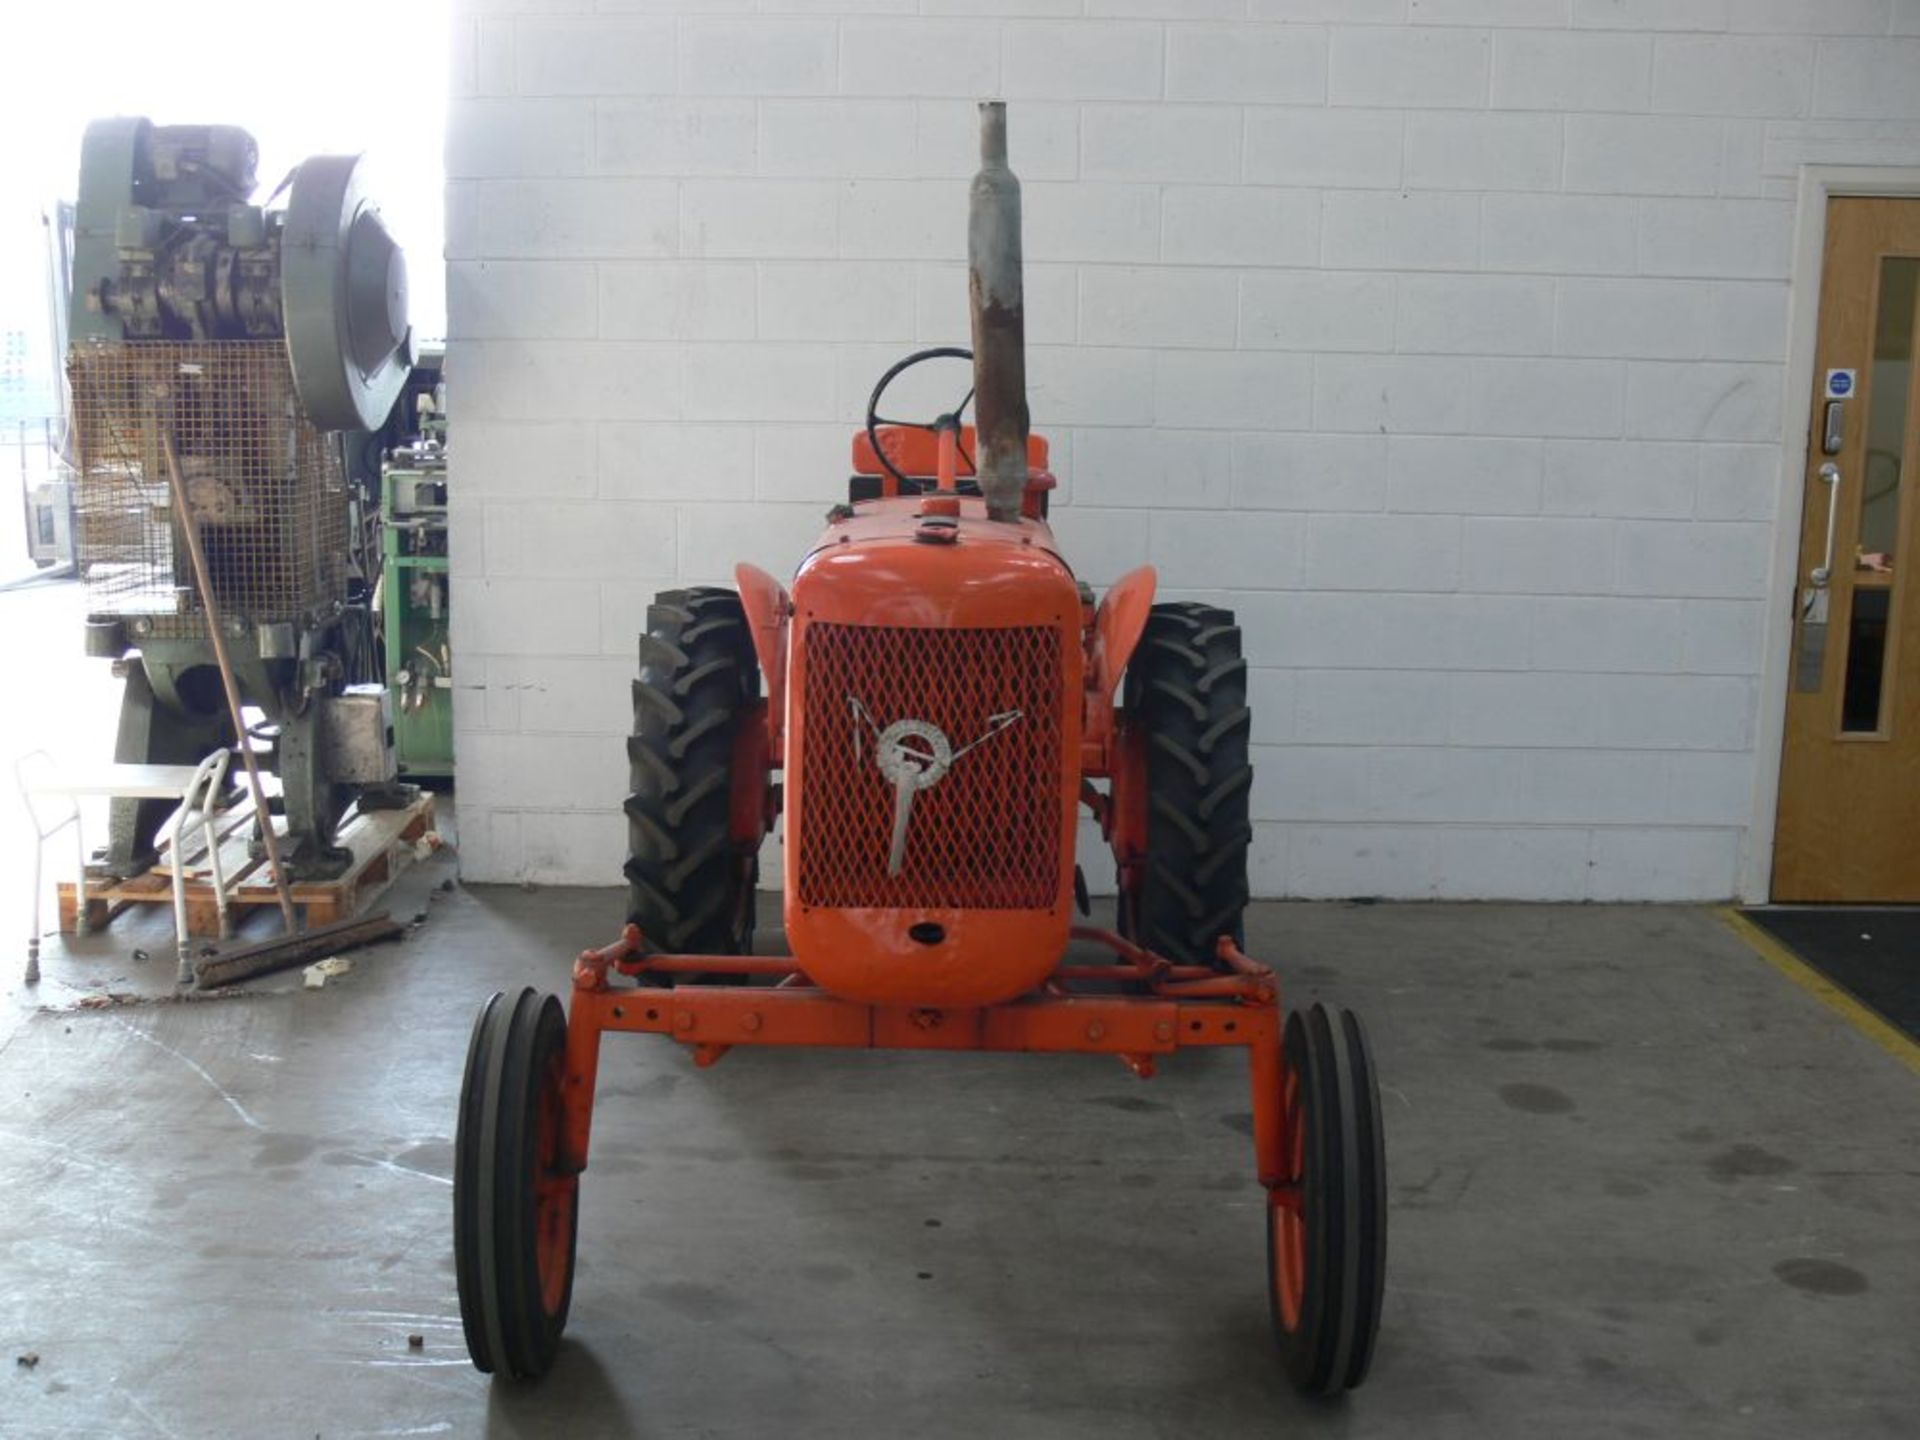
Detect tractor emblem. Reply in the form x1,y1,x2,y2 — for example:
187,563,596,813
848,697,1023,875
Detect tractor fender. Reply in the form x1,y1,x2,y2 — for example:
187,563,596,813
1090,565,1157,702
735,563,789,761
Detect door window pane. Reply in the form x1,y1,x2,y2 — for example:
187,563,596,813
1859,257,1916,568
1842,589,1891,732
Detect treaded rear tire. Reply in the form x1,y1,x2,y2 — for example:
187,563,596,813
624,587,761,955
1120,601,1253,966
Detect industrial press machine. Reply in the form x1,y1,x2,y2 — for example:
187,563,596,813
65,118,415,879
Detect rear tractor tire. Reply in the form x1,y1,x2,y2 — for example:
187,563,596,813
624,587,764,958
1119,601,1254,966
455,988,579,1380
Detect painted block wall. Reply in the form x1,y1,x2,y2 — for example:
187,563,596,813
446,0,1920,900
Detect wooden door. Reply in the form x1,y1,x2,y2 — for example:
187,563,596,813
1774,198,1920,901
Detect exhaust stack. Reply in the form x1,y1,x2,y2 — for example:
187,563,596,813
968,101,1029,524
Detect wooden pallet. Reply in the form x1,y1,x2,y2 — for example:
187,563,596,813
59,794,437,937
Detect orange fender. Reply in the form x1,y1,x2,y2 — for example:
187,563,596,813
735,563,789,761
1090,565,1157,700
1085,565,1157,761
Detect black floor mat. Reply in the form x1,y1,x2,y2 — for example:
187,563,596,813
1741,908,1920,1045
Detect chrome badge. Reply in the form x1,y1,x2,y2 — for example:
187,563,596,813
849,697,1023,875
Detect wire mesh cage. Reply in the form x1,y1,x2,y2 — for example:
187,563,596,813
66,339,348,637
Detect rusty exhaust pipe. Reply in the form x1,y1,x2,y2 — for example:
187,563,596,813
968,101,1029,524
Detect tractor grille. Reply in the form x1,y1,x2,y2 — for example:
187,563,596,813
66,339,348,636
797,623,1063,910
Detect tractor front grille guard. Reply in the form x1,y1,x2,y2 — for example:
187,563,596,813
555,926,1289,1191
797,622,1063,909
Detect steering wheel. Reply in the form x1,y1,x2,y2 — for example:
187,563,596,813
865,346,975,489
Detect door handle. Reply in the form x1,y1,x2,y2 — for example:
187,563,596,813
1811,461,1841,586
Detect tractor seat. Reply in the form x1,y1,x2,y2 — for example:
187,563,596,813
849,425,1054,516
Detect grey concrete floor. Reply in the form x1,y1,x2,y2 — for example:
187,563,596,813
3,868,1918,1439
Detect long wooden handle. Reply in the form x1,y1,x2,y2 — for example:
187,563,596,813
156,400,300,935
195,911,400,989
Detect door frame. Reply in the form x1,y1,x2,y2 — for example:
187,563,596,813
1743,166,1920,903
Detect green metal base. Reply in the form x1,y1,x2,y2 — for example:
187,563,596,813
382,463,454,777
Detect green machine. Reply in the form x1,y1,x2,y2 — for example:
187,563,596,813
66,117,415,880
379,379,451,778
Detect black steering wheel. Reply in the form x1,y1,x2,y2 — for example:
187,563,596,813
865,346,975,489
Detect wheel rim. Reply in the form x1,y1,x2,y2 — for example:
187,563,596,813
531,1047,577,1318
1273,1061,1307,1332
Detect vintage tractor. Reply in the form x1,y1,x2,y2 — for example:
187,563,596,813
454,103,1387,1399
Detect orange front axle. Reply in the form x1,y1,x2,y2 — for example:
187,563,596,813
555,926,1290,1201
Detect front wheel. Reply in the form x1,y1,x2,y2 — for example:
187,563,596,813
1269,1004,1387,1396
455,988,579,1379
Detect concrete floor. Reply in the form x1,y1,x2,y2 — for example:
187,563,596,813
4,874,1917,1439
3,581,1917,1437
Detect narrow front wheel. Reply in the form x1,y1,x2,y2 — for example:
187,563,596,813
1269,1003,1387,1395
455,988,579,1379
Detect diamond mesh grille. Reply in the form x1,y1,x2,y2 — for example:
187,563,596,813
66,340,348,637
797,623,1064,910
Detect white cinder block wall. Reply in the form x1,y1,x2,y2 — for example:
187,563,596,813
446,0,1920,900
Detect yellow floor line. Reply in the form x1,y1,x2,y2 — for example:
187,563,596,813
1716,907,1920,1077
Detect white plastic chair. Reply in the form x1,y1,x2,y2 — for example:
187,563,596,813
16,748,237,986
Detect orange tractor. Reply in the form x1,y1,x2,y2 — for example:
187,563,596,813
454,102,1387,1398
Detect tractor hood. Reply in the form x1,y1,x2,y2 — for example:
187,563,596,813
794,494,1075,631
